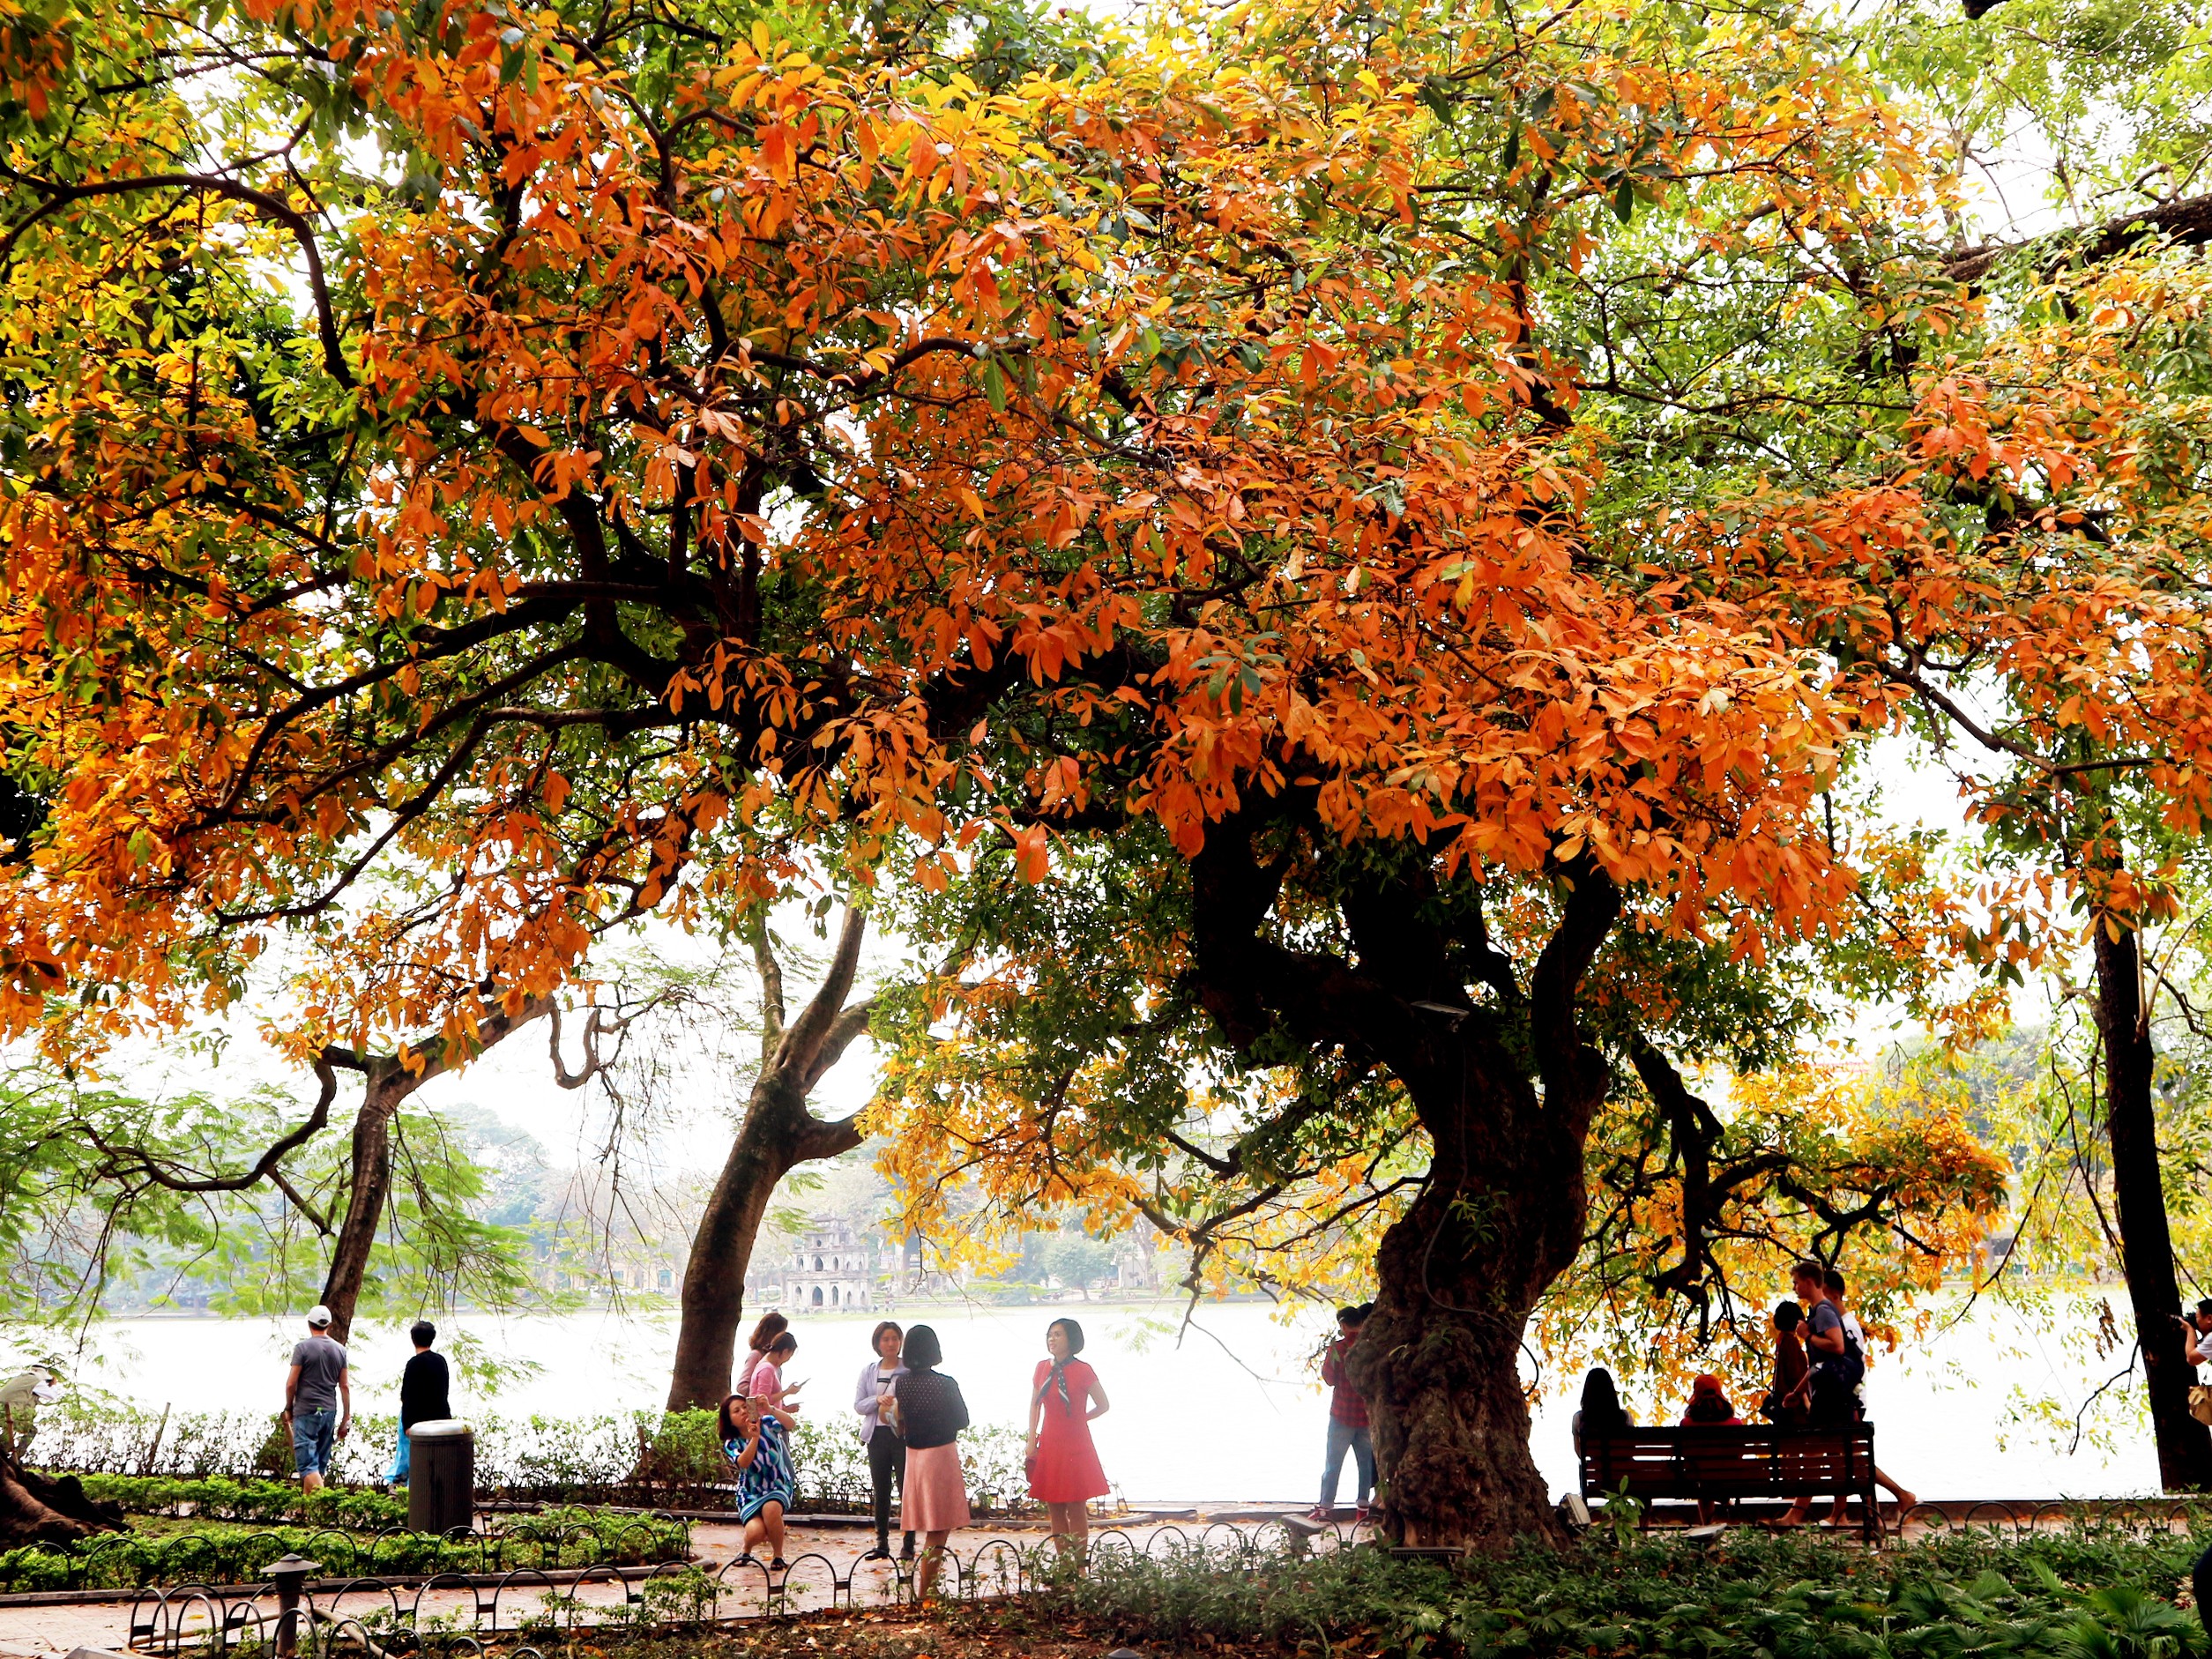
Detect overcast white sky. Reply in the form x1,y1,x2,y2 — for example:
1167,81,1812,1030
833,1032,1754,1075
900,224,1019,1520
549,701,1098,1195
71,729,1993,1189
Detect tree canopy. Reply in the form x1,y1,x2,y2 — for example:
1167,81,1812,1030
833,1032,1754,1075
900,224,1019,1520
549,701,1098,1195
3,0,2210,1544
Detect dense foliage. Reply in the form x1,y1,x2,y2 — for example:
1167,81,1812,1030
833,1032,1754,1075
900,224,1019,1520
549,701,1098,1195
1,0,2208,1543
1010,1523,2212,1659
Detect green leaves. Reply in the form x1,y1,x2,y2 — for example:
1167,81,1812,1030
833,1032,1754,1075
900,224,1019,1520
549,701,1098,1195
1418,75,1458,128
1012,1520,2212,1659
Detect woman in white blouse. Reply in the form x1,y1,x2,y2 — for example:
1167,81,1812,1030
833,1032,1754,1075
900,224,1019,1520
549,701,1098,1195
853,1321,912,1560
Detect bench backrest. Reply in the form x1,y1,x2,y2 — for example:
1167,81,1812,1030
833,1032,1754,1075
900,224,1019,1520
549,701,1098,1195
1580,1424,1875,1499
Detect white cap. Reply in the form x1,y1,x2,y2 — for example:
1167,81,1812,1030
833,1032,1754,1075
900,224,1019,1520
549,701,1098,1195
307,1305,333,1328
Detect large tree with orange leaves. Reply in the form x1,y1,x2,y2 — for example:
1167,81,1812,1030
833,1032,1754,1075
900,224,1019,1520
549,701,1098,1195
1701,246,2212,1484
0,0,2148,1548
0,0,1186,1357
838,0,2032,1547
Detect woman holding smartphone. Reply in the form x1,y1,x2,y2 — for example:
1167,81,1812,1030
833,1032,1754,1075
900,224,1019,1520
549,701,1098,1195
853,1321,912,1560
719,1391,797,1569
749,1330,802,1411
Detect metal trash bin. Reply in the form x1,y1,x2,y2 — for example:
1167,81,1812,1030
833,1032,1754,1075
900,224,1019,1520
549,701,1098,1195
405,1418,473,1536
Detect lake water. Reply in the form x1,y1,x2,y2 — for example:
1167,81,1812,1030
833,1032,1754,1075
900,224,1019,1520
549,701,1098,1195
32,1298,2162,1503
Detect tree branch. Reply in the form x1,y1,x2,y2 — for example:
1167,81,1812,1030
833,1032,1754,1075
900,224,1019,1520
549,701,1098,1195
750,913,787,1057
0,174,357,387
1946,190,2212,283
774,904,869,1089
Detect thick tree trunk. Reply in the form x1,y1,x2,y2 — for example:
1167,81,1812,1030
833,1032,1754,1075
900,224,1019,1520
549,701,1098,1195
1352,1030,1598,1550
664,910,875,1410
1358,1183,1565,1546
2093,917,2212,1490
1188,820,1619,1552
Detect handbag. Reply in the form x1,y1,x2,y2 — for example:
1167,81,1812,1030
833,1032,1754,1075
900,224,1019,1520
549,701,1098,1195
2187,1384,2212,1427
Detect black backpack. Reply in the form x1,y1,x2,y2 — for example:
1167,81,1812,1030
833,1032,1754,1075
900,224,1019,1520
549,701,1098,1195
1816,1320,1865,1395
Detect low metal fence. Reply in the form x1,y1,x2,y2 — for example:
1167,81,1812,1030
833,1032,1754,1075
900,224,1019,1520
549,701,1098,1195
0,1516,691,1594
113,1520,1362,1655
1897,1499,2210,1539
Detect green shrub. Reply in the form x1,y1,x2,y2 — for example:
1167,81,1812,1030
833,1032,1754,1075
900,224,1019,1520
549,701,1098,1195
1010,1523,2212,1659
0,1508,689,1592
40,1401,1038,1515
75,1474,410,1527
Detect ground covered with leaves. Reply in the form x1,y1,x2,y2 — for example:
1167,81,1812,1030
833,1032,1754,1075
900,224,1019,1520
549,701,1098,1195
598,1524,2212,1659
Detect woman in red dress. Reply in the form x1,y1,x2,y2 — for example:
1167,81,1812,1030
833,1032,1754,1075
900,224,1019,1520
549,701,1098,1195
1025,1317,1110,1559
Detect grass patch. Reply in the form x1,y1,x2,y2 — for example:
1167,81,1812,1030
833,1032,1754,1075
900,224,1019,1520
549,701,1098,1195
1005,1525,2212,1659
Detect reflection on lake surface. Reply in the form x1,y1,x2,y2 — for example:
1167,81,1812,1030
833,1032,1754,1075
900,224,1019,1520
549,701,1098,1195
45,1297,2160,1501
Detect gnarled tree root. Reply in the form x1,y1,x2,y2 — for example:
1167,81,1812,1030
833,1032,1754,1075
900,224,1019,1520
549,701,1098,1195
0,1451,129,1545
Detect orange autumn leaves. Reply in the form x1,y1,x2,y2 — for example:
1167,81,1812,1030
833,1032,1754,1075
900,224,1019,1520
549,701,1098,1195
0,0,2186,1200
0,0,1934,1069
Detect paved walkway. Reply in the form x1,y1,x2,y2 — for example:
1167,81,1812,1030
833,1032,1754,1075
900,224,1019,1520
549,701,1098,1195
5,1499,2151,1655
0,1513,1338,1654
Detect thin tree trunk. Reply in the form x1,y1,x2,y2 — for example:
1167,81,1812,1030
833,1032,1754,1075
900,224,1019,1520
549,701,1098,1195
2093,915,2212,1490
665,910,875,1410
317,1066,413,1345
317,1000,555,1344
667,1082,820,1410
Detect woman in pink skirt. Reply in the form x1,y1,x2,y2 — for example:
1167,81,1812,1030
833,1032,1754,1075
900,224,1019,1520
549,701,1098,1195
892,1325,970,1601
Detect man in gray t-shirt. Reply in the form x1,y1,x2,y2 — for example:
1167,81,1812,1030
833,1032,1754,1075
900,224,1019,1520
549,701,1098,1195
284,1305,352,1492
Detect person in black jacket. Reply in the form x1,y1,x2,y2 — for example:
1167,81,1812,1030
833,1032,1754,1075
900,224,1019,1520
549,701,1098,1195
389,1321,451,1488
893,1326,970,1601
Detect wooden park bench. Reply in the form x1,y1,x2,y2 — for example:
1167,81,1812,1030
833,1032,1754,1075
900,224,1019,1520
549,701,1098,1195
1579,1423,1881,1540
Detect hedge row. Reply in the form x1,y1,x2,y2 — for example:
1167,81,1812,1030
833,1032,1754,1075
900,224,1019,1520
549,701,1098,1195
0,1506,690,1593
29,1402,1038,1514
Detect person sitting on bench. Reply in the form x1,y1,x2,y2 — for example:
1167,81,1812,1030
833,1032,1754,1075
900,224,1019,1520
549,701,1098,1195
1680,1374,1742,1426
1572,1366,1633,1458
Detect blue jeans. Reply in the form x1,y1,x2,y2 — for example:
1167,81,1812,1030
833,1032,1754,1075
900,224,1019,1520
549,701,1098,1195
389,1427,411,1484
291,1408,338,1476
1320,1417,1374,1508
